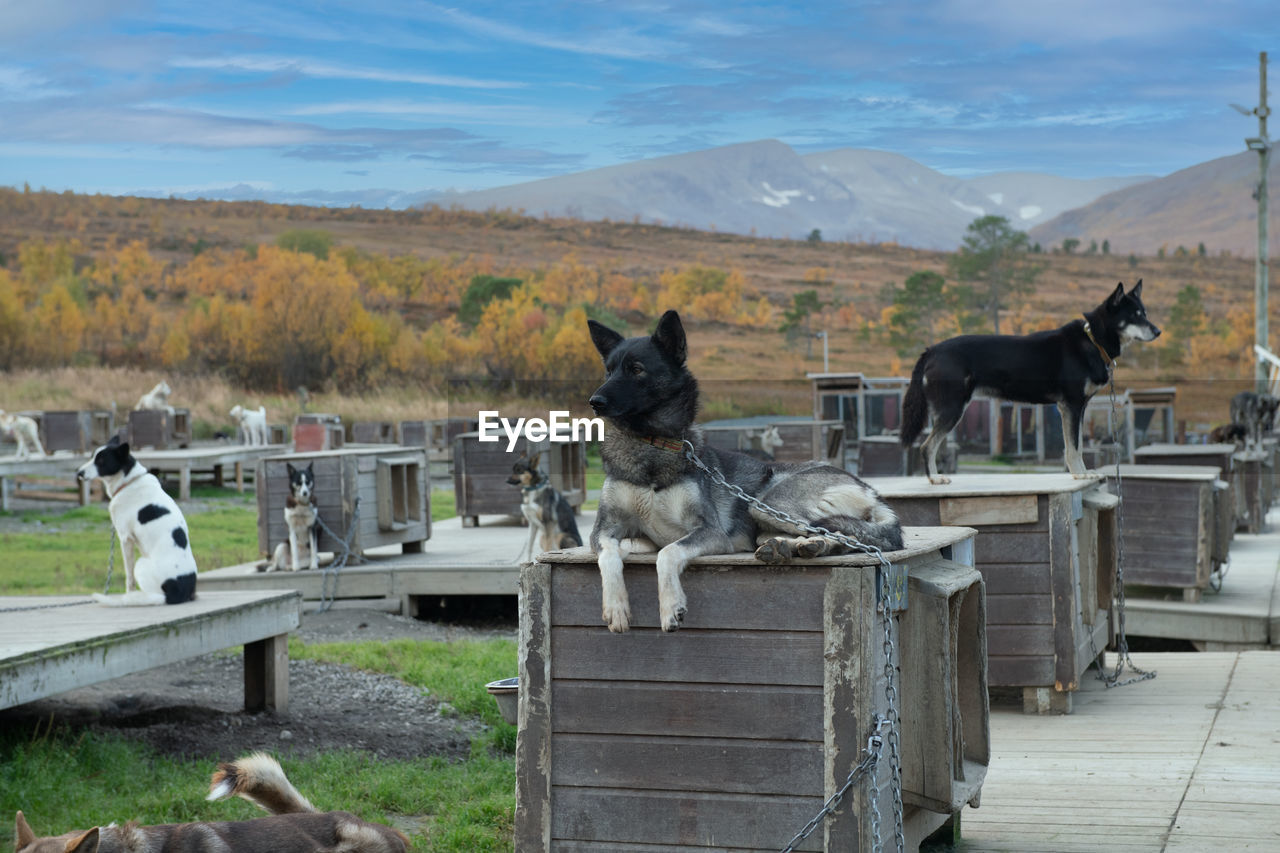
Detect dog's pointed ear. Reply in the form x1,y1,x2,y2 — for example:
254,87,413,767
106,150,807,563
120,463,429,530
587,319,624,360
651,310,687,365
65,826,100,853
287,462,297,477
107,434,121,447
1131,278,1143,299
15,811,36,848
1108,281,1126,306
116,441,130,456
528,451,541,470
305,461,314,475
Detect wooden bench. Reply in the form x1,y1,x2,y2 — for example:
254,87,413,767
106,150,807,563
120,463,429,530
0,590,301,713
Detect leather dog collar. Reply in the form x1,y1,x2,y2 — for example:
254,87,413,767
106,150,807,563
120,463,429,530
640,435,686,453
1081,318,1116,369
108,474,145,499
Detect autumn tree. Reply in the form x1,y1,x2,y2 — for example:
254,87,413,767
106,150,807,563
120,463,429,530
780,290,824,357
881,270,962,358
950,215,1040,335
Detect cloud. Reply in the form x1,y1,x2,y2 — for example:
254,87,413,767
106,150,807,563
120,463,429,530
282,144,383,162
170,55,526,90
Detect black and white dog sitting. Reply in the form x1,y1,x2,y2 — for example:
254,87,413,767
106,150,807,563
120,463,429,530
267,462,319,572
76,436,197,606
508,453,582,562
901,280,1161,483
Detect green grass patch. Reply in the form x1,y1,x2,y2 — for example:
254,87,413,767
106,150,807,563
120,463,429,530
0,503,260,595
431,489,456,522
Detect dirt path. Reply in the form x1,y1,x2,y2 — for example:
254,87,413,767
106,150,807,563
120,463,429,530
0,607,518,762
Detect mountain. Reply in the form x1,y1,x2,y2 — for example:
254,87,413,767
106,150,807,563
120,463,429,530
441,140,1149,250
132,183,443,210
1029,151,1277,256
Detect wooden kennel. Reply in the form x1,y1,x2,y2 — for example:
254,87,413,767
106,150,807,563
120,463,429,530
1232,449,1272,534
292,414,344,453
256,447,430,562
350,421,397,444
875,474,1116,714
452,432,586,526
1134,443,1243,535
516,527,987,852
1101,464,1221,602
398,420,428,447
429,417,479,452
39,410,92,453
859,434,958,479
128,408,191,450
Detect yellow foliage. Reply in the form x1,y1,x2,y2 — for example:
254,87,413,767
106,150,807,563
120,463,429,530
30,284,85,366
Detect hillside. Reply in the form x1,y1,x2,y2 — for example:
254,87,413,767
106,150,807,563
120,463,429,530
0,187,1269,425
440,140,1146,249
1031,151,1279,256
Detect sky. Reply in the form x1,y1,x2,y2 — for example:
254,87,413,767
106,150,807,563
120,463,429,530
0,0,1274,205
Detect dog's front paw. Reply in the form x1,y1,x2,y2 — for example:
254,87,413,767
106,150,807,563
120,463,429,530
928,475,952,485
659,599,687,633
602,598,631,633
1071,469,1103,480
755,537,794,564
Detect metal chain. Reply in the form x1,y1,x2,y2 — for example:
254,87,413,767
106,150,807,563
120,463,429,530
1092,378,1156,688
311,496,360,613
681,441,905,853
781,716,888,853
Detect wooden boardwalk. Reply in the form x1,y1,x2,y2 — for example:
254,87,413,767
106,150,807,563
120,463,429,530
965,650,1280,852
1125,507,1280,648
0,590,301,712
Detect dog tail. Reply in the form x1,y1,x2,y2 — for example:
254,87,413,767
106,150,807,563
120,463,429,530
900,349,930,448
208,752,318,815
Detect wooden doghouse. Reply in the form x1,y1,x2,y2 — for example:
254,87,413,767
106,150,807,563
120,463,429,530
516,527,987,851
89,410,116,447
399,420,428,447
1101,464,1220,602
452,432,586,526
771,419,846,465
128,408,191,450
351,421,396,444
1232,450,1272,534
874,474,1116,714
256,447,430,562
860,434,958,479
293,414,344,453
1135,443,1239,536
39,410,92,453
429,417,478,452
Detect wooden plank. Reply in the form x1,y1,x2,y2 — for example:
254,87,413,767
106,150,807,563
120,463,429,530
550,788,821,852
940,494,1038,527
516,561,552,851
0,591,300,709
973,563,1052,595
987,655,1055,686
549,565,829,632
986,624,1056,656
822,565,871,851
974,531,1051,564
549,627,825,685
1048,492,1079,692
551,733,822,795
552,681,822,740
243,632,288,712
985,593,1053,625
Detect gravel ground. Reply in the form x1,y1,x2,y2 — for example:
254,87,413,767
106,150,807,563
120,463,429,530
0,606,518,762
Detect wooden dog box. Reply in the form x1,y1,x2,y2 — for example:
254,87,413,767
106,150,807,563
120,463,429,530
128,408,190,450
256,447,430,562
1232,450,1272,534
516,527,987,852
399,420,428,447
1101,465,1219,602
40,410,92,453
860,434,958,478
293,414,344,453
351,421,396,444
452,432,586,526
874,474,1115,714
429,417,478,452
772,419,846,465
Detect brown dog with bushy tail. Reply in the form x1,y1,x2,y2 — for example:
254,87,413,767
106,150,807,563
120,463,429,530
14,753,408,853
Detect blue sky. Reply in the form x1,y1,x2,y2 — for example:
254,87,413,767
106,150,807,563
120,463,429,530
0,0,1273,202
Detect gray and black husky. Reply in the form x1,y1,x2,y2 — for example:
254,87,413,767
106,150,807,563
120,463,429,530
901,280,1162,484
587,310,904,634
508,452,582,562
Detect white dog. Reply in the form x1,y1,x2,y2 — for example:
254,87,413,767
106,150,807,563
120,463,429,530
135,380,175,414
76,436,198,606
0,410,45,458
268,462,319,571
230,404,269,446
